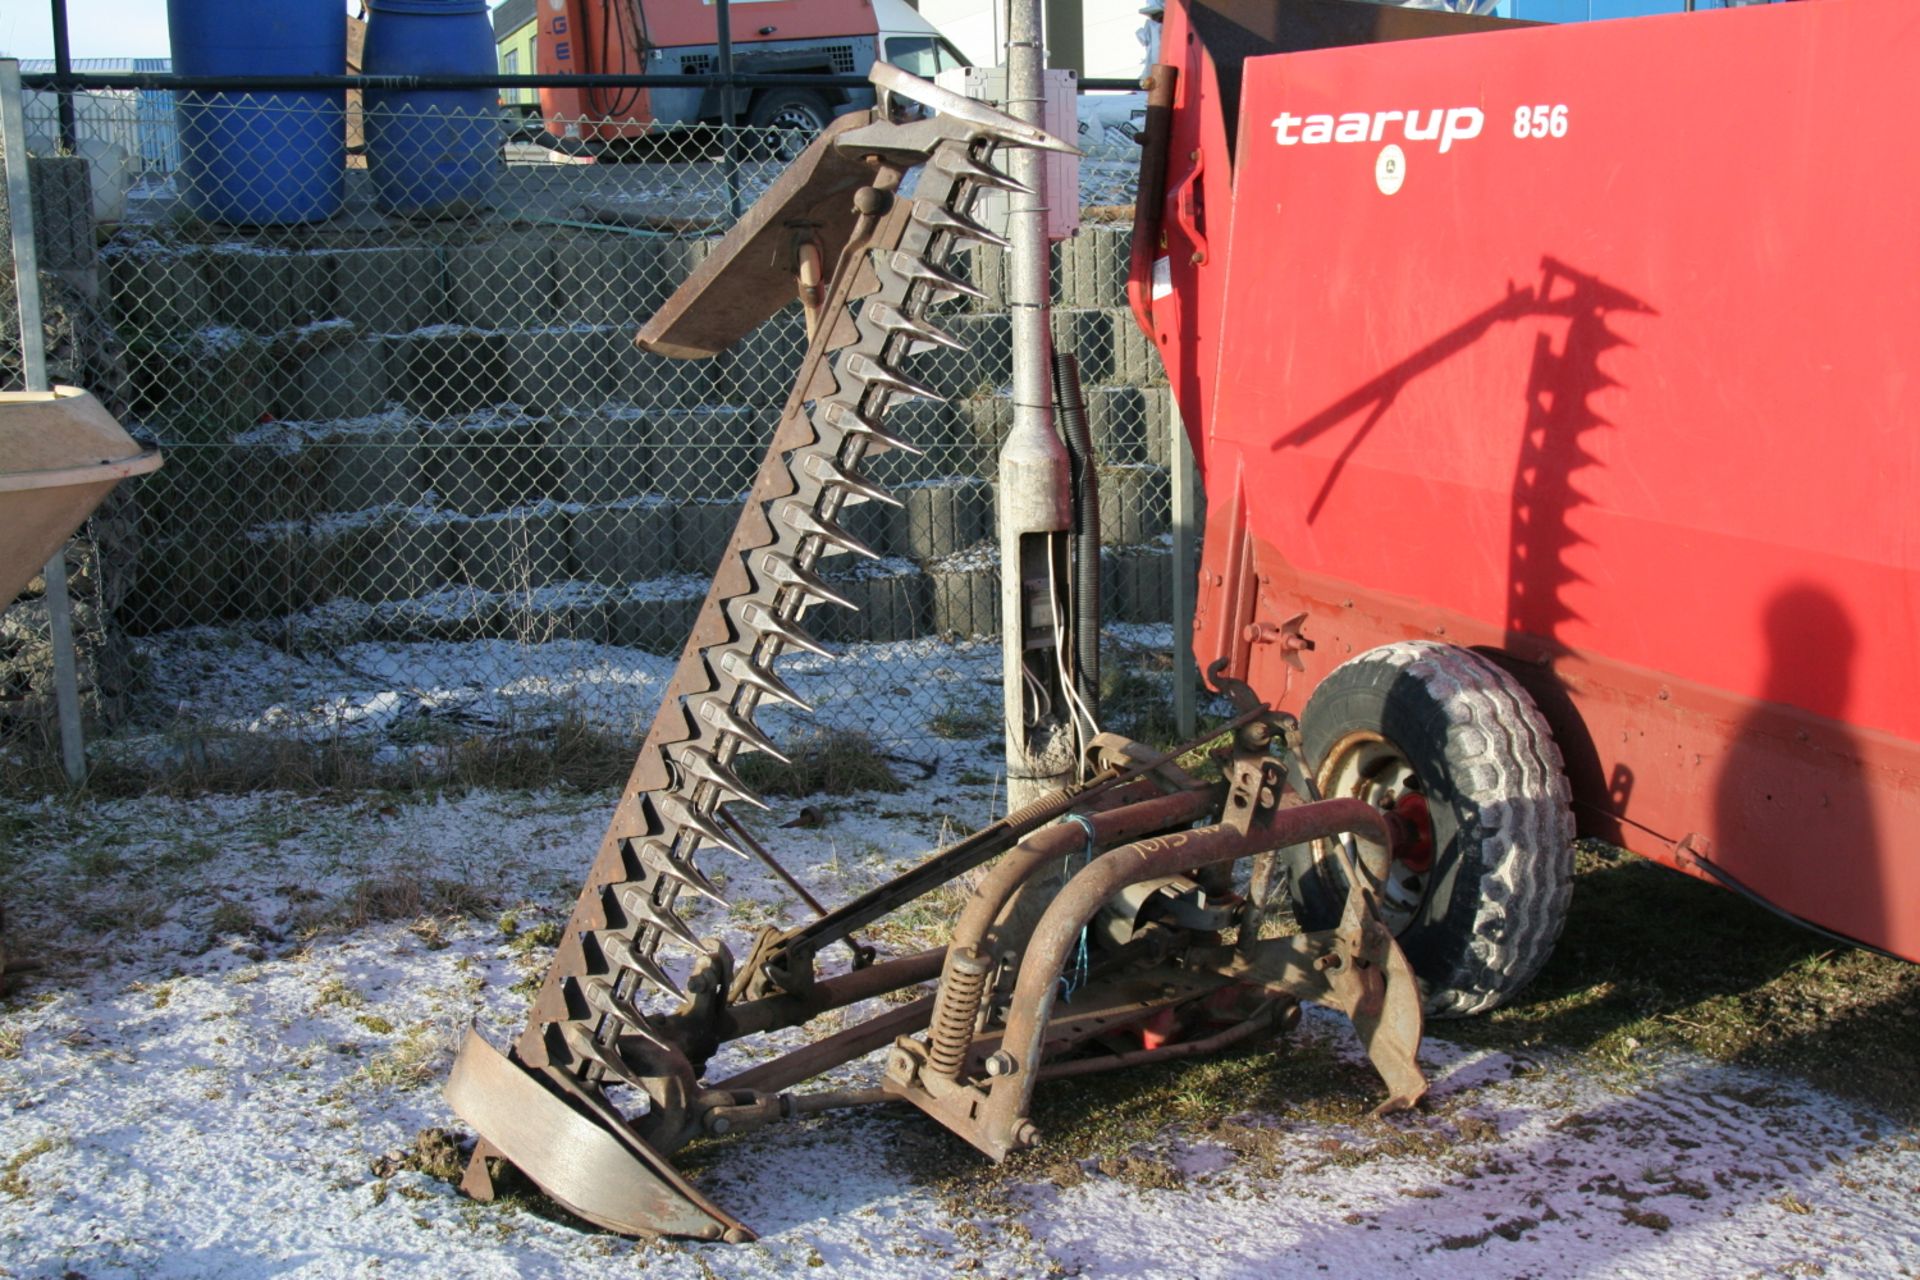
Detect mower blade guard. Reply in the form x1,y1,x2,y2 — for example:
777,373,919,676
445,1029,751,1241
635,111,878,359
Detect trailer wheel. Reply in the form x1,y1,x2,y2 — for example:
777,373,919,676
747,90,833,156
1288,641,1574,1018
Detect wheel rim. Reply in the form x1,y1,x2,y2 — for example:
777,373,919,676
767,105,823,133
1315,730,1437,934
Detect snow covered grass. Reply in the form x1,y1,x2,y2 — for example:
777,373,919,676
2,772,1916,1279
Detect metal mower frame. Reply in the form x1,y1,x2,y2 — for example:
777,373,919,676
444,65,1429,1242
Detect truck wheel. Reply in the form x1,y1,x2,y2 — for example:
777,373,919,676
1288,641,1574,1018
747,90,833,155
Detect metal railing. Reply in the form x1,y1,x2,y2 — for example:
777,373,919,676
1,81,1194,780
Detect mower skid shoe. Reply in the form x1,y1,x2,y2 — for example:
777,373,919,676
446,1029,752,1242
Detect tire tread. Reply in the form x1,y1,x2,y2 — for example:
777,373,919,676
1303,641,1574,1017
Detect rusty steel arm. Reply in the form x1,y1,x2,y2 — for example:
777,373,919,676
712,946,946,1041
977,797,1395,1158
736,711,1263,998
920,782,1223,1083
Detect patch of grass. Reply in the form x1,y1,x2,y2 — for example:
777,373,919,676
207,901,257,938
929,700,998,741
1620,1205,1672,1232
371,1128,467,1184
1439,841,1920,1119
1099,659,1184,750
77,732,391,800
312,978,364,1011
863,880,971,950
0,1137,57,1200
0,1026,22,1060
407,917,452,951
436,715,635,794
886,1027,1368,1201
318,874,494,932
1092,1152,1184,1191
735,730,905,799
6,714,636,803
72,889,169,938
507,921,562,956
355,1021,451,1092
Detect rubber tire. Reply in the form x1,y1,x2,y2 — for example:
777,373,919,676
1289,641,1575,1018
746,89,833,140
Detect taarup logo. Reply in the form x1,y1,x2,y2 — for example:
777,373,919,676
1272,108,1485,155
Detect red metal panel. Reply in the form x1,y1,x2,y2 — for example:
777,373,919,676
640,0,879,50
1131,0,1240,482
1186,0,1920,958
537,0,652,137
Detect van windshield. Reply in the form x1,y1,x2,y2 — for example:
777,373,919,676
884,35,966,77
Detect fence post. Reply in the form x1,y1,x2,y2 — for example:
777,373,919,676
1171,398,1197,739
2,58,88,785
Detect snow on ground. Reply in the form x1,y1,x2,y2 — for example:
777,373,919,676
3,776,1917,1280
113,628,1018,754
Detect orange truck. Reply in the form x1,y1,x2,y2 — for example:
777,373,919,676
531,0,968,144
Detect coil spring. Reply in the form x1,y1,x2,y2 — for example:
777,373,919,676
927,951,991,1080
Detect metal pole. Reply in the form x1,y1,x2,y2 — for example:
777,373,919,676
1170,399,1197,739
715,0,744,219
998,0,1075,809
50,0,78,152
715,0,737,124
2,59,87,785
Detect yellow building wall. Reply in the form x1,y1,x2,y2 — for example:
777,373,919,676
497,19,538,109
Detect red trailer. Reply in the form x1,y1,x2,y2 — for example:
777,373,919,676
1134,0,1920,969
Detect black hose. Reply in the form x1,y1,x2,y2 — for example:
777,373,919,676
1053,350,1100,721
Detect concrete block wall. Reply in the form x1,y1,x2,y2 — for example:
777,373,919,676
107,218,1180,647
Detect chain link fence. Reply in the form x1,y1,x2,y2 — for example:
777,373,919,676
2,88,1186,776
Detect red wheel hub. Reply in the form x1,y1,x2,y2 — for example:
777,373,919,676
1390,792,1435,873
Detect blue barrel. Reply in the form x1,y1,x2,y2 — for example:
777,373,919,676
363,0,500,218
167,0,344,225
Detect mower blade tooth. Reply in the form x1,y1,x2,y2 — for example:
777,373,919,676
560,1017,650,1087
741,599,834,658
758,552,861,611
656,793,748,859
888,252,987,301
672,743,772,811
816,459,903,509
776,498,882,561
939,152,1034,195
820,400,924,456
599,926,684,996
720,650,815,713
846,351,946,402
616,881,708,952
866,299,969,352
697,693,793,761
915,202,1012,250
583,979,682,1058
635,840,728,909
